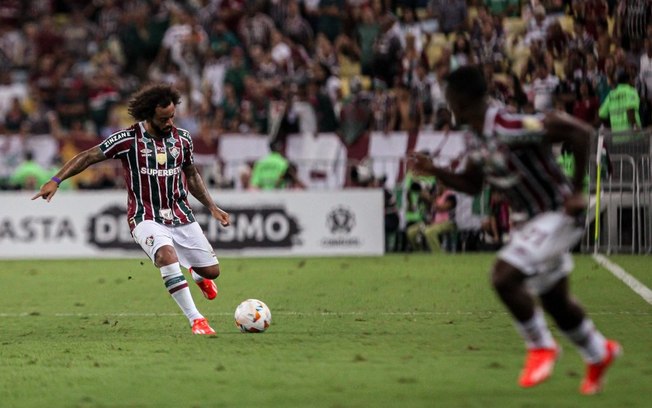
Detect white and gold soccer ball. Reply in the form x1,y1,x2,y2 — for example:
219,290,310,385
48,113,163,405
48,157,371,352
234,299,272,333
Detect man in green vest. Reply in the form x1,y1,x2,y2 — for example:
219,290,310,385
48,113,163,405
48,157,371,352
599,70,641,142
249,140,290,190
10,152,50,190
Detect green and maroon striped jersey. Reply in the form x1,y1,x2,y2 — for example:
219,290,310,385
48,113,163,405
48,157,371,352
467,107,573,218
99,123,196,230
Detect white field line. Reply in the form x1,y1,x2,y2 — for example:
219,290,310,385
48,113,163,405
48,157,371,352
0,310,649,318
592,253,652,306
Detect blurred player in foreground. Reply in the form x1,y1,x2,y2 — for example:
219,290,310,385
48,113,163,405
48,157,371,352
411,66,621,394
32,84,229,335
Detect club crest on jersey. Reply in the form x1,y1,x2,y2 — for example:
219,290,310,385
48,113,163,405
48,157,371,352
145,235,154,246
169,146,180,159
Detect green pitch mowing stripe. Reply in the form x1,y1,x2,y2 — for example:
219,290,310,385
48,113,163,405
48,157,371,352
0,255,650,408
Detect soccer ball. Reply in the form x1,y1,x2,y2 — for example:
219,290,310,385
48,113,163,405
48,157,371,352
234,299,272,333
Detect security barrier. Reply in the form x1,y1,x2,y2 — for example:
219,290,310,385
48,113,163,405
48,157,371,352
583,128,652,254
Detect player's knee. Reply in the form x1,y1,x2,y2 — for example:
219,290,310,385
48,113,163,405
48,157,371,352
193,264,220,280
154,245,178,268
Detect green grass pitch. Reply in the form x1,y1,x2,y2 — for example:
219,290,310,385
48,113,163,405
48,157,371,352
0,254,650,408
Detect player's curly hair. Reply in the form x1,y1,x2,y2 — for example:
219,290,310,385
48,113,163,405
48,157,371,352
127,84,181,121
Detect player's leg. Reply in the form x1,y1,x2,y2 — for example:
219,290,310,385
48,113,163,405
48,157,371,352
492,213,573,388
539,276,621,395
173,222,220,300
133,221,213,334
491,259,559,388
189,265,220,300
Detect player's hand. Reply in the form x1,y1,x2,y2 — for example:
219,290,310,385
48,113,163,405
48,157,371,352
564,192,587,217
211,207,230,227
31,180,59,202
408,152,434,176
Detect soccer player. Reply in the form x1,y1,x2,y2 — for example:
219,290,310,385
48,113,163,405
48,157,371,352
410,66,621,395
32,84,229,335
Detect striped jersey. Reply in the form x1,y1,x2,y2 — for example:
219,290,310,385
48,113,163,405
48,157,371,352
467,106,573,218
99,123,196,230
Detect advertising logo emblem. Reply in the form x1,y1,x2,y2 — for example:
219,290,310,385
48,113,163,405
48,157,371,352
326,206,355,234
322,206,361,247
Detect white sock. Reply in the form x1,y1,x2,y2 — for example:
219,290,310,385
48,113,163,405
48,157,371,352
189,267,204,283
515,308,557,349
563,319,607,363
160,262,203,324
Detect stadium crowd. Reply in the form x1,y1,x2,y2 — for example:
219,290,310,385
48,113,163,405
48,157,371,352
0,0,650,250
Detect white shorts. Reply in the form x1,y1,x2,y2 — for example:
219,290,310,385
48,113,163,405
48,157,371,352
498,211,584,295
132,220,218,268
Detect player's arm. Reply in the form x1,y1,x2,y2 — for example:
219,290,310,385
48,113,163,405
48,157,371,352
31,146,107,202
409,152,485,195
183,164,230,226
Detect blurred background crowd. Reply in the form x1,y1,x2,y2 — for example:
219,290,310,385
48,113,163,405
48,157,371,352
0,0,650,251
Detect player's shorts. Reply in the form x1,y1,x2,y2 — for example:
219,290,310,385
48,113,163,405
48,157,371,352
498,211,584,295
132,220,218,268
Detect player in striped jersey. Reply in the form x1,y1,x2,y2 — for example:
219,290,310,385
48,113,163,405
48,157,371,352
411,66,621,394
32,84,230,335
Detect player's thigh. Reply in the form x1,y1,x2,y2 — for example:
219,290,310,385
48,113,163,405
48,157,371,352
171,222,219,268
132,220,175,264
498,212,582,275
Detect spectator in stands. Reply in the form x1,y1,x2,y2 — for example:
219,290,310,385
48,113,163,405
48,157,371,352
481,189,510,247
3,97,27,133
9,151,48,190
284,0,313,50
287,81,318,135
55,79,89,130
554,59,581,114
0,71,27,121
306,76,339,133
599,70,641,134
208,20,240,57
339,76,372,145
406,182,457,252
430,0,468,36
249,140,291,190
224,47,250,99
357,5,380,76
451,33,475,70
568,17,595,55
485,0,520,18
546,20,570,60
370,78,396,132
318,0,345,42
572,79,600,126
473,17,506,72
372,13,403,87
524,4,550,46
525,63,559,112
400,165,436,251
639,36,652,114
